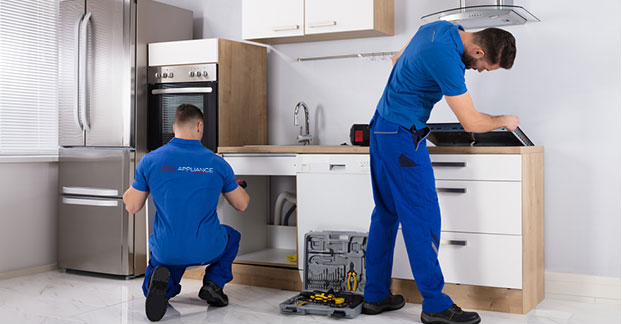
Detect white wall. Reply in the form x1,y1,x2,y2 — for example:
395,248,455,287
0,163,58,273
158,0,621,277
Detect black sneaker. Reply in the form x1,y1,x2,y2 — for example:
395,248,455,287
362,294,405,315
198,280,229,307
145,266,170,322
421,304,481,324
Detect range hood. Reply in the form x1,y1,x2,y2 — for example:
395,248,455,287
422,0,540,30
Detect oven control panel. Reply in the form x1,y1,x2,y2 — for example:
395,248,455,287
148,63,217,84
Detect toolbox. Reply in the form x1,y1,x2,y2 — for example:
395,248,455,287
279,231,367,318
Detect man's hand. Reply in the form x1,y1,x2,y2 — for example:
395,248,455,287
123,186,149,214
223,185,250,212
502,115,520,131
445,92,520,133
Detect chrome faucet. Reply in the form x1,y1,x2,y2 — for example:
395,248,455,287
294,101,312,145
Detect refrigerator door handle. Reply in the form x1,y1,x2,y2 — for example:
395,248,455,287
62,186,119,197
79,12,92,132
62,197,119,207
74,13,85,132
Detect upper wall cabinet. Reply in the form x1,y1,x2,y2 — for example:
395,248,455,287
242,0,304,40
242,0,394,44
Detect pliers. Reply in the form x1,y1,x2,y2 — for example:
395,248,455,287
347,262,357,292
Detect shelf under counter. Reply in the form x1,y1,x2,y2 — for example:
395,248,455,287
234,248,297,269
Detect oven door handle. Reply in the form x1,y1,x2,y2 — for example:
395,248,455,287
151,87,213,95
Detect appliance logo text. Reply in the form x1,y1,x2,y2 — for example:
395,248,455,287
161,165,214,173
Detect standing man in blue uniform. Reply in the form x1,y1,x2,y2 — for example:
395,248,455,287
123,104,250,322
362,21,519,324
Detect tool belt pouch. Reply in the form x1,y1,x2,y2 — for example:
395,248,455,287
279,231,368,318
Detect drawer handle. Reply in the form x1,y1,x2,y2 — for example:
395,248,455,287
272,24,300,31
63,197,119,207
432,162,466,167
441,240,467,246
436,188,467,193
308,20,337,28
329,164,346,171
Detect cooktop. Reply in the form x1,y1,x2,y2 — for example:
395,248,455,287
426,123,534,146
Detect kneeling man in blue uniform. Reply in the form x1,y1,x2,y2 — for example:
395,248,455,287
123,104,249,321
362,21,520,324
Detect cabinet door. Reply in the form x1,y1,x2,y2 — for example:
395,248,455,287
242,0,304,40
305,0,374,35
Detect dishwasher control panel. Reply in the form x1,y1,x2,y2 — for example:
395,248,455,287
296,155,370,174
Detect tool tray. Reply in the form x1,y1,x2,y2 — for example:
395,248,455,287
279,231,367,318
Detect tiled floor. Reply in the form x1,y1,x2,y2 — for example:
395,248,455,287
0,271,619,323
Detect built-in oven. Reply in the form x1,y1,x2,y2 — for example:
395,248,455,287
147,63,218,151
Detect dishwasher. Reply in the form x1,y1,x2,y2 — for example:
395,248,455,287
295,154,374,275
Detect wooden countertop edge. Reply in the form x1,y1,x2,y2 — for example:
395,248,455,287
218,146,543,154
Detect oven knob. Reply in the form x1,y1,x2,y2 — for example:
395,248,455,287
168,72,174,78
154,72,160,78
189,71,195,77
162,72,168,78
203,71,208,77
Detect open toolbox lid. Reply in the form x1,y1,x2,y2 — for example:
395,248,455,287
302,231,367,295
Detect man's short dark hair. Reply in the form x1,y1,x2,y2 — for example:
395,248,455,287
174,104,203,126
473,27,516,69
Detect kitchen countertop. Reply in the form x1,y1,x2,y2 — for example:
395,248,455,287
218,145,543,154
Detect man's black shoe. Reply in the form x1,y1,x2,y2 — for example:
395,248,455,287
362,294,405,315
198,280,229,307
421,304,481,324
145,266,170,322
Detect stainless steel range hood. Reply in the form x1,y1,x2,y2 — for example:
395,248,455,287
422,0,540,30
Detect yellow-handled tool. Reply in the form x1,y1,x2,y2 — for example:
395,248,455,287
347,262,358,292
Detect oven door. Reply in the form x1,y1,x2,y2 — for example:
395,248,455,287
148,82,218,151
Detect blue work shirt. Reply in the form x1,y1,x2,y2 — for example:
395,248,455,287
377,21,467,130
132,137,238,265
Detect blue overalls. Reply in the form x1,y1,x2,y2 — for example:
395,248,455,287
142,225,241,300
364,111,454,313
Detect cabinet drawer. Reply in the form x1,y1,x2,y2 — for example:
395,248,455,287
392,230,522,289
431,154,521,181
437,180,522,235
224,155,296,176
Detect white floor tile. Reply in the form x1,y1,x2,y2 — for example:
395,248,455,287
0,271,619,324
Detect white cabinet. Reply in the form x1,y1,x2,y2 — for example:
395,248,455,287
242,0,393,44
225,154,296,176
242,0,304,40
392,230,523,289
305,0,373,34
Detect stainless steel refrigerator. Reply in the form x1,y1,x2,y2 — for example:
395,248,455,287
58,0,192,277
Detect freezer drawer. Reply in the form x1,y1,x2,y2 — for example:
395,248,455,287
58,196,133,275
59,147,134,198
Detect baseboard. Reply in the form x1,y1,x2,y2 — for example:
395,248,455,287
0,264,58,280
545,271,620,303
